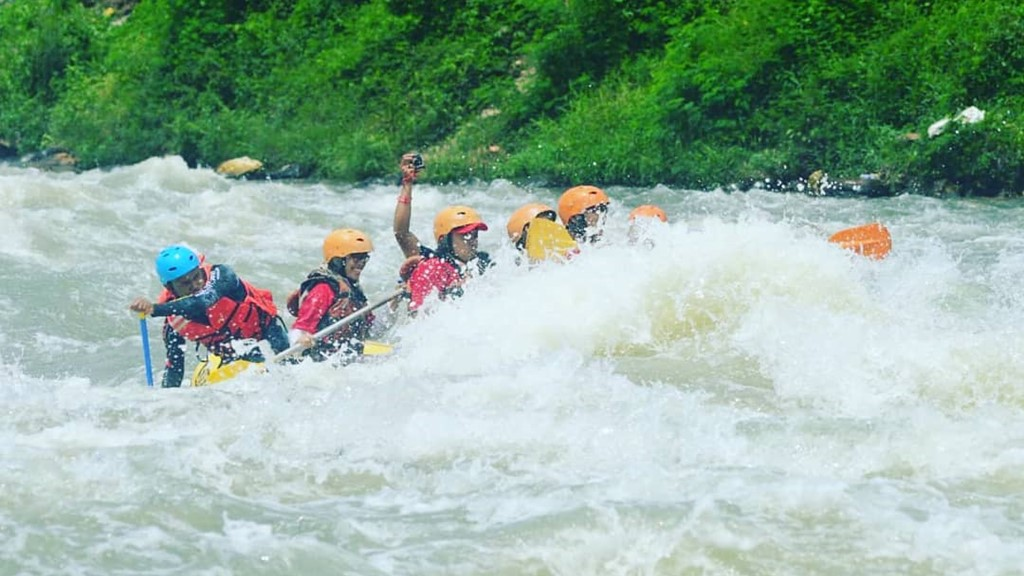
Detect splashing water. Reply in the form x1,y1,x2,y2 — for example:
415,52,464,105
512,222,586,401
3,158,1024,574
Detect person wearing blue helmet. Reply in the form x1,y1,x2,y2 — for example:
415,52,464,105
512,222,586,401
128,244,289,387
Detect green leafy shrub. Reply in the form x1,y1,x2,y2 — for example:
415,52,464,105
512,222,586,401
4,0,1024,195
0,0,106,152
888,105,1024,196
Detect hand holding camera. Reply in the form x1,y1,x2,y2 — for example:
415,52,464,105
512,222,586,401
399,152,425,185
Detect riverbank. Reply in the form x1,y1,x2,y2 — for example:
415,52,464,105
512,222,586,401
2,0,1023,196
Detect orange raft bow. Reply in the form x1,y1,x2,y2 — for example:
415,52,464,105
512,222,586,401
828,222,892,260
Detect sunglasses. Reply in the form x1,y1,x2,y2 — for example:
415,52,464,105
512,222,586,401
349,253,371,263
586,203,609,214
458,230,479,242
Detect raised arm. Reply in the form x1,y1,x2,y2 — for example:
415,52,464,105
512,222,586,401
393,152,423,258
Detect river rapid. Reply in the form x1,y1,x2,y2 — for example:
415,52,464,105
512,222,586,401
2,156,1023,575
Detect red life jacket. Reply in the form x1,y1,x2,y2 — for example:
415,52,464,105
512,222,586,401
286,269,373,358
407,256,463,310
406,246,495,310
158,263,279,357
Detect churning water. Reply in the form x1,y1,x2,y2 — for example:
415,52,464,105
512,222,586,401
2,156,1023,575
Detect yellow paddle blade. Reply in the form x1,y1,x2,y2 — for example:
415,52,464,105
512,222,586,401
828,222,892,260
362,340,393,356
525,218,578,262
191,354,261,387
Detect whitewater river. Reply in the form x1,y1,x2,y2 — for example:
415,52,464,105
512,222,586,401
2,156,1023,575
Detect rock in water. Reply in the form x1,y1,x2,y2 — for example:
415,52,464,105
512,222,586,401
216,156,264,177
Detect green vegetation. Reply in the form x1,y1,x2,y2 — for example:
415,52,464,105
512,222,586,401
2,0,1023,195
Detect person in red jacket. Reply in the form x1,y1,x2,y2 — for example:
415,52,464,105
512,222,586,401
286,228,380,362
391,154,492,310
400,205,493,311
128,244,289,387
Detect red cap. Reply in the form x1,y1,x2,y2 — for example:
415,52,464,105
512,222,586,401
453,222,488,235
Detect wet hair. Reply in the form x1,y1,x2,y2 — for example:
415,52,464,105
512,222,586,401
327,256,347,277
436,233,454,257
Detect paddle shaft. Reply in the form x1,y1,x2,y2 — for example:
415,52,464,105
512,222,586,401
138,314,154,387
270,288,404,363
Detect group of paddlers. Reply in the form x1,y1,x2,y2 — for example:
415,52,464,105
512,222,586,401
129,153,889,387
128,153,672,387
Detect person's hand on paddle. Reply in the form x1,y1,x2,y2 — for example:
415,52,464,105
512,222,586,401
289,329,315,350
129,297,154,316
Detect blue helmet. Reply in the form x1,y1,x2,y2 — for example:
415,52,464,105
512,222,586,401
155,244,200,284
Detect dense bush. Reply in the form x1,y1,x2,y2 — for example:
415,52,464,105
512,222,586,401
1,0,1022,195
0,0,105,152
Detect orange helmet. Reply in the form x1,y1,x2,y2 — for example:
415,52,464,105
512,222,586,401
558,185,609,225
434,205,488,242
629,204,668,223
323,228,373,260
506,202,556,243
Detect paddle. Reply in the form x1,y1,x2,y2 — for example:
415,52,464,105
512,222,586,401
191,354,259,387
828,222,892,260
362,340,394,356
525,218,578,262
138,313,154,387
270,288,404,363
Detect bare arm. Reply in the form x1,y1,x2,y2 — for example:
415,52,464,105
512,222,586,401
393,152,422,258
